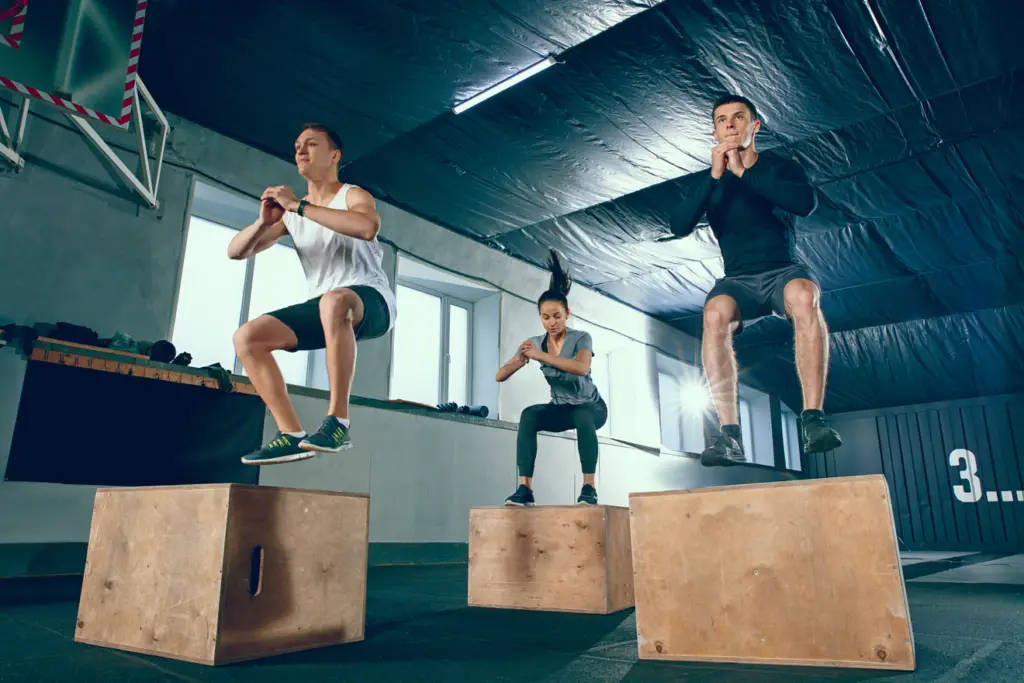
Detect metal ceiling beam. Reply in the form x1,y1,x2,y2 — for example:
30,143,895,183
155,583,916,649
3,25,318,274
0,97,30,172
65,76,169,209
1,77,168,209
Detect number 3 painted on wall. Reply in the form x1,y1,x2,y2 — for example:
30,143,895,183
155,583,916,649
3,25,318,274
949,449,983,503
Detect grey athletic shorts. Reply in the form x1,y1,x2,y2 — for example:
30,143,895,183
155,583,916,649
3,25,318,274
705,264,819,333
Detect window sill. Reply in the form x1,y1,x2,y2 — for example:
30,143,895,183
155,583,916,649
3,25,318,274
11,337,803,477
653,445,804,476
289,386,804,476
286,384,649,451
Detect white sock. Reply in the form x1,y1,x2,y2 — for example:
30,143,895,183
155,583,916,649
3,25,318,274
285,430,306,438
333,417,351,428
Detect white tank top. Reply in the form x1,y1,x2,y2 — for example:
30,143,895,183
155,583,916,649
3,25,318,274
282,184,397,332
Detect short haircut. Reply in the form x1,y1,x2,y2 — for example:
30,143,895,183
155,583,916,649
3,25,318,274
300,123,344,156
711,94,759,122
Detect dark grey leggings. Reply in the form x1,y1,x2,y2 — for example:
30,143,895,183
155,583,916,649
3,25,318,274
516,399,608,478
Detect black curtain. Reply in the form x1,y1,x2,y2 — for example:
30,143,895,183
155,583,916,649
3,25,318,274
5,361,264,486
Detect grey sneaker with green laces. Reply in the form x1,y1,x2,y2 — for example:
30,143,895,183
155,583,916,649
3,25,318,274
300,416,352,453
241,432,315,466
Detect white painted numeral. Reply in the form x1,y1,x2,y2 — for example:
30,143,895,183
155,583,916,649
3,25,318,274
949,449,983,503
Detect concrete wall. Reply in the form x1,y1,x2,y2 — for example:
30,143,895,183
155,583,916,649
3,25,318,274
0,97,789,554
259,392,790,543
0,347,790,547
0,117,190,343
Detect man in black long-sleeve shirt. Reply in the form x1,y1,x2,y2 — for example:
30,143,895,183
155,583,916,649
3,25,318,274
670,95,842,466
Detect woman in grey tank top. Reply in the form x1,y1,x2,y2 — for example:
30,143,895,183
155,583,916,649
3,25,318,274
495,251,608,506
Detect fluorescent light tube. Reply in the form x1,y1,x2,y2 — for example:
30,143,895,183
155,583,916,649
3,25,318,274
453,55,558,115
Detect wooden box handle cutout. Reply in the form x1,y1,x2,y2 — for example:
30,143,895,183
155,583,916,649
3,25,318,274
249,546,264,597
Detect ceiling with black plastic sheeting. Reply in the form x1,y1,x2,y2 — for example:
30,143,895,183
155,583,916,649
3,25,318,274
138,0,665,161
137,0,1024,414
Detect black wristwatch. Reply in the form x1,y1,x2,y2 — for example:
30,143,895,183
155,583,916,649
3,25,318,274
296,199,310,216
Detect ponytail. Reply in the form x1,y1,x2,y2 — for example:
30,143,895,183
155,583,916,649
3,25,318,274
538,249,572,310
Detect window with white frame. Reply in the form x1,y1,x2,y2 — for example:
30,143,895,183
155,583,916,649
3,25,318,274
739,397,755,458
388,255,498,409
389,282,472,406
737,384,774,466
171,216,247,372
658,372,683,451
171,182,314,387
781,407,801,470
245,240,311,386
657,354,707,453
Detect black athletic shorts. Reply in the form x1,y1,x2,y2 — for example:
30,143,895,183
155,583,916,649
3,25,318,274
705,263,819,333
267,285,391,351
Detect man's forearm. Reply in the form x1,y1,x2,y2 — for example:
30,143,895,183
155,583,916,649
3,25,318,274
669,171,717,237
300,204,380,240
227,220,272,260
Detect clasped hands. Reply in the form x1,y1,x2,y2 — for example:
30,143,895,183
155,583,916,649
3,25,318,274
517,340,542,364
262,186,301,213
711,134,748,179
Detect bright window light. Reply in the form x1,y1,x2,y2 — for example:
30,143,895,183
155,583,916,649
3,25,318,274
247,243,311,386
171,217,246,371
390,285,443,405
453,56,558,115
447,304,469,405
680,380,710,415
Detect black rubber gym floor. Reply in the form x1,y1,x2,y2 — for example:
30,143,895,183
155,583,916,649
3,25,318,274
0,564,1021,682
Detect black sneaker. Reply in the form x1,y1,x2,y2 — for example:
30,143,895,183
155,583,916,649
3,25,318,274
504,484,535,507
241,432,314,466
803,413,842,453
577,484,598,505
700,434,746,467
299,416,352,453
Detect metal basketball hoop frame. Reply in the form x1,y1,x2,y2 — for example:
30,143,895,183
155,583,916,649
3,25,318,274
0,0,167,209
0,0,27,48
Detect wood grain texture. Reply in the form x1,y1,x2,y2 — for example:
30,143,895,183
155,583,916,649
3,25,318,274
215,486,370,664
629,475,915,670
468,505,633,614
36,337,149,358
75,486,231,665
29,348,258,393
604,505,635,613
75,485,370,666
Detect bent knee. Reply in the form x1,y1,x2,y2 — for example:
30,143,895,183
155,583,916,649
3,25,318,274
519,406,545,429
703,298,738,337
572,413,597,431
232,321,259,354
319,288,359,323
233,317,292,355
784,279,820,319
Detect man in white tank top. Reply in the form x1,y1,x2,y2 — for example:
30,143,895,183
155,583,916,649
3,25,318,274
227,124,397,465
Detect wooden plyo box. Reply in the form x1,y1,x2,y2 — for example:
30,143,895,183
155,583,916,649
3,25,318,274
75,484,369,666
468,505,634,614
629,475,915,671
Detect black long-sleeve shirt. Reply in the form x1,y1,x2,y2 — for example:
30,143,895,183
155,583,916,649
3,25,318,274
669,152,817,277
